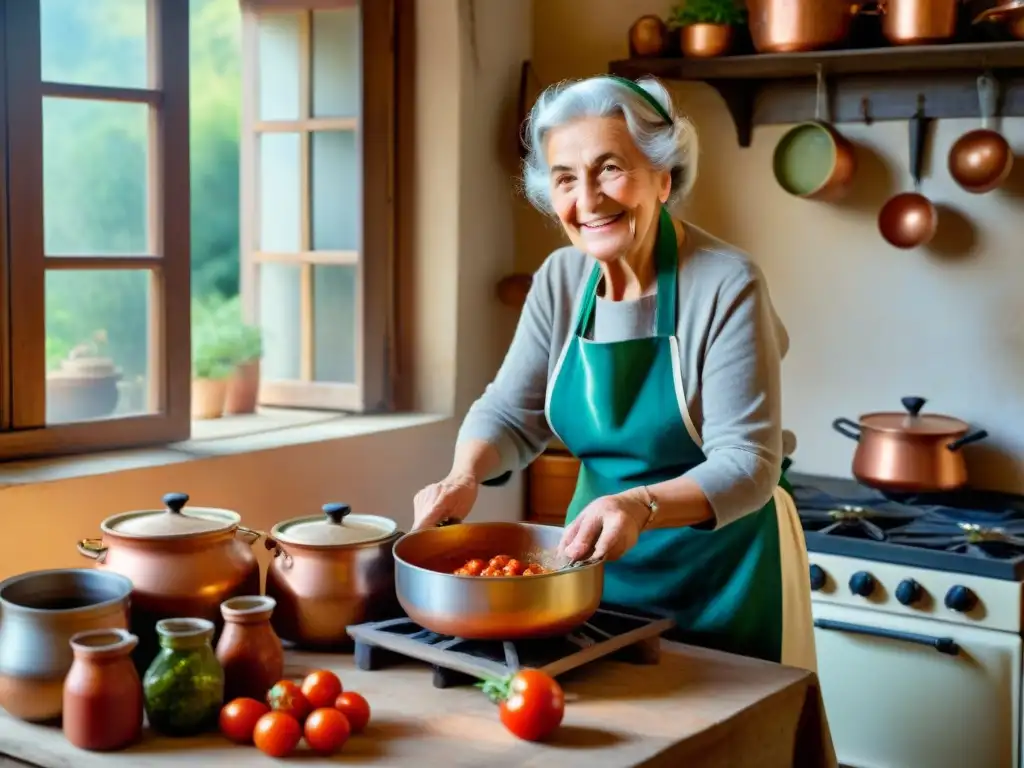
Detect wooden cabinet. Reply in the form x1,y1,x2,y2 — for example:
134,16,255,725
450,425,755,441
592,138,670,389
526,449,579,526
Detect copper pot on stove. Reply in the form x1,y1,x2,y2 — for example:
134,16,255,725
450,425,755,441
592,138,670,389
746,0,865,53
832,396,989,493
264,503,401,649
76,493,262,670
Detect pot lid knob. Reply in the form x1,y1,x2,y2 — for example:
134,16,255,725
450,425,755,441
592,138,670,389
900,396,926,416
322,503,352,525
162,492,190,514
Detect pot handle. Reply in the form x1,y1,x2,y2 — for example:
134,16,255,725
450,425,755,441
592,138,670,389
832,418,862,441
77,538,108,563
948,430,989,452
263,536,292,567
235,526,262,546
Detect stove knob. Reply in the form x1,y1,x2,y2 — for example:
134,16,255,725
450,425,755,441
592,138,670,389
809,564,826,591
895,579,922,606
849,571,876,598
944,585,977,613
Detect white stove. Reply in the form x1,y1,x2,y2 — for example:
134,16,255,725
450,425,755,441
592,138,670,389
792,474,1024,768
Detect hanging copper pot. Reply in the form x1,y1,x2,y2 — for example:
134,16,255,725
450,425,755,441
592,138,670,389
878,106,938,249
832,396,989,493
948,73,1014,194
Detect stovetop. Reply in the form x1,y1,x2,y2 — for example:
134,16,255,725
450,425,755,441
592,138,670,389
346,605,675,688
790,472,1024,580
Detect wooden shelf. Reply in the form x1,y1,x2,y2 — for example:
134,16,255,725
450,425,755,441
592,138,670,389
610,41,1024,147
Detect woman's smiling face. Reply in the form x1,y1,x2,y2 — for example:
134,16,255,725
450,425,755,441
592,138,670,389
546,115,671,262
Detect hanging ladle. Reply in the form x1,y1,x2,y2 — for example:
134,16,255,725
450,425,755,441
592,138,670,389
878,100,937,250
948,72,1014,195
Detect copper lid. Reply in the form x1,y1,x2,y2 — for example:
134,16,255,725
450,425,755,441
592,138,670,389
101,493,240,538
270,503,398,547
859,397,969,436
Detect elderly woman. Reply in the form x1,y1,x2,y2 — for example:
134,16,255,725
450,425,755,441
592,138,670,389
412,75,814,670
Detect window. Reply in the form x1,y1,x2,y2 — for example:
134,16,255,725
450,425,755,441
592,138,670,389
0,0,190,460
239,0,394,412
0,0,403,462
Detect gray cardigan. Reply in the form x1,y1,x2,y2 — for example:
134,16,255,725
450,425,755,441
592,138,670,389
458,221,789,529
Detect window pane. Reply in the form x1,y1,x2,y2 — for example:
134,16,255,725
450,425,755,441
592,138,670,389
259,263,302,380
43,98,148,255
313,265,356,384
40,0,148,89
259,133,302,252
312,8,360,119
45,270,153,424
311,131,360,252
258,13,302,121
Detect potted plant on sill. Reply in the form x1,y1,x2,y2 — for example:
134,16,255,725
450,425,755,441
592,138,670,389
667,0,745,58
218,297,263,416
191,299,237,420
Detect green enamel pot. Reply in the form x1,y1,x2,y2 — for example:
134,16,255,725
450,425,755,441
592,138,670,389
773,120,857,202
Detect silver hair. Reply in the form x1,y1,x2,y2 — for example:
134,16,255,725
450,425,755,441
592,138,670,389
521,76,698,216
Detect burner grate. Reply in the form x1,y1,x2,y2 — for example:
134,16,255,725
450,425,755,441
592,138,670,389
888,517,1024,560
346,606,675,689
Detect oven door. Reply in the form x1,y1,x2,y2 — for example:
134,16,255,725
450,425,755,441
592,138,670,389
813,602,1021,768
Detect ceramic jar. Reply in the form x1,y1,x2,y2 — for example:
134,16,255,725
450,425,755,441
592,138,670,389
265,503,401,648
76,492,261,670
216,596,283,702
143,618,225,737
0,568,132,722
63,629,143,751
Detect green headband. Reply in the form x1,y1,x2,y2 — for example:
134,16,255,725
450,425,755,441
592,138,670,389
606,75,673,124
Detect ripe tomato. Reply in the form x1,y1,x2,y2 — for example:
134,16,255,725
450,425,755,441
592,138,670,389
219,697,270,744
253,711,302,758
304,707,351,755
334,691,371,733
482,669,564,742
301,669,343,709
266,679,311,722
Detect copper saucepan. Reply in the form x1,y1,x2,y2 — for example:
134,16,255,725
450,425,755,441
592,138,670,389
392,521,604,640
773,67,857,201
973,0,1024,39
832,396,989,493
948,73,1014,194
878,105,937,249
745,0,864,53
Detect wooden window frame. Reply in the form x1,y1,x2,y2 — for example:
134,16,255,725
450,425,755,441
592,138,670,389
239,0,394,413
0,0,191,461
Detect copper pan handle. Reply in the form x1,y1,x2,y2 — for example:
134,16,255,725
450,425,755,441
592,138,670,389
77,538,108,563
832,418,862,441
948,430,989,451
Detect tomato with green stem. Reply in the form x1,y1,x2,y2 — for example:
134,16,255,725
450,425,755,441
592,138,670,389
479,669,565,742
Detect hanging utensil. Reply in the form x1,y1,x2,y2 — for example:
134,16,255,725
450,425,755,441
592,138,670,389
948,72,1014,195
878,101,937,249
772,65,857,202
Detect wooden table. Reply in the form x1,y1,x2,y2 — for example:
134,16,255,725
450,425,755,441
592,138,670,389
0,641,837,767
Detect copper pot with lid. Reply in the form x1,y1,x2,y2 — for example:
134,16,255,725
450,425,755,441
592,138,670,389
832,396,989,493
264,502,401,649
76,492,262,669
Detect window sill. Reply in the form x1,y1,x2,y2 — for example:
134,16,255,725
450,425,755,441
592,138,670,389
0,410,448,488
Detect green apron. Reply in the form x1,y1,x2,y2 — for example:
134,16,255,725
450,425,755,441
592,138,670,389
546,208,784,663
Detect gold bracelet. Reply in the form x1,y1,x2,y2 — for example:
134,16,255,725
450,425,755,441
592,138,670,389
640,486,659,530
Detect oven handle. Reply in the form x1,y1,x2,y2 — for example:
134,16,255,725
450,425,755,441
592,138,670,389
814,618,960,656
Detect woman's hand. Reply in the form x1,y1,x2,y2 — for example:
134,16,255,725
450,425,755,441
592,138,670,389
557,492,650,562
412,473,479,530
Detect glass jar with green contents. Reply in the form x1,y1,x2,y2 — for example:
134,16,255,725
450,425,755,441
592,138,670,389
143,618,224,736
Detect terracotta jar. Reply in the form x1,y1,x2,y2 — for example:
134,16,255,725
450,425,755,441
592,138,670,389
76,493,262,671
63,628,143,751
265,503,401,648
216,596,283,702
